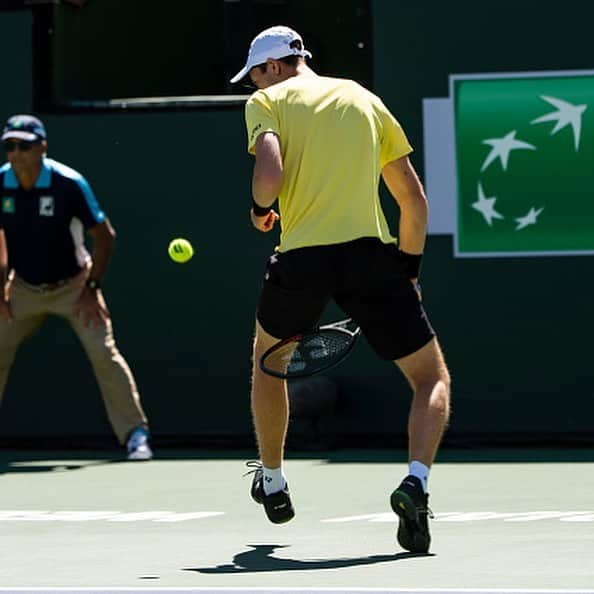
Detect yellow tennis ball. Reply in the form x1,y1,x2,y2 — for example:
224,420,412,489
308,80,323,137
168,238,194,263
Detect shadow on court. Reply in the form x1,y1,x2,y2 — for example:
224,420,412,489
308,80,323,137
0,451,127,475
184,543,432,574
1,446,594,473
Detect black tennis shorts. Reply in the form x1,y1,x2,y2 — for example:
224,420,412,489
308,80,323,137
257,237,435,360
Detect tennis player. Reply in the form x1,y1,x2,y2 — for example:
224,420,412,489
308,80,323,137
231,26,451,553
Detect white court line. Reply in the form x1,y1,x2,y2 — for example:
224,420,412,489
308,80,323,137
0,511,591,524
0,511,224,522
322,512,594,523
0,586,594,594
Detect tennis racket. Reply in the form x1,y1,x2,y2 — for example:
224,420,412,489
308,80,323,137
259,318,361,379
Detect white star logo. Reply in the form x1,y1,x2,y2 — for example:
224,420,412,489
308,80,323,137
531,95,587,151
480,130,537,172
515,207,544,231
472,183,505,226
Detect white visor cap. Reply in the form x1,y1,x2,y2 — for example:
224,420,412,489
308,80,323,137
230,25,312,84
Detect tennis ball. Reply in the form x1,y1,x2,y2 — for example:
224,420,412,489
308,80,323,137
168,238,194,263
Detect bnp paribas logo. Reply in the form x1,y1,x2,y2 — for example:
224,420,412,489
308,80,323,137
453,72,594,257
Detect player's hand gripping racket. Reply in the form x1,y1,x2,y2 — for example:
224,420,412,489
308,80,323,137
259,318,361,379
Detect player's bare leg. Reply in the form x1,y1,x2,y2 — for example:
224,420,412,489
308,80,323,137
396,337,451,466
390,337,450,553
247,321,295,524
251,321,289,469
390,338,450,553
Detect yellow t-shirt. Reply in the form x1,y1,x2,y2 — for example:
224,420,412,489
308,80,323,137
245,74,412,252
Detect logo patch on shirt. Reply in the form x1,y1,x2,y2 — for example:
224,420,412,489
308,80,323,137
39,195,54,216
2,197,15,213
250,123,263,144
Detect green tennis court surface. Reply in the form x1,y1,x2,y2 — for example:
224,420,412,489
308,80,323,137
0,449,592,594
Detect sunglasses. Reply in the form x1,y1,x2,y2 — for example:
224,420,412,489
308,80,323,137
3,140,39,152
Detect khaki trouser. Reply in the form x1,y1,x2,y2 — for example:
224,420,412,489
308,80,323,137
0,272,148,444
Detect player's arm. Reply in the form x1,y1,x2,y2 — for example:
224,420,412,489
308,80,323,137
381,155,428,255
381,155,428,289
73,219,114,327
252,131,283,206
85,219,115,285
68,173,113,290
0,229,8,290
0,229,13,321
251,131,282,231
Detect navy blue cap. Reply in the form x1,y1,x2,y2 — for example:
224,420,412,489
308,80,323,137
2,115,47,142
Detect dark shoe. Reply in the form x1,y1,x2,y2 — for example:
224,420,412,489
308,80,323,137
245,461,295,524
390,475,433,553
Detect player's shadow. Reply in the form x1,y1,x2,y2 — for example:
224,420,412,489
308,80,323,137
184,543,432,574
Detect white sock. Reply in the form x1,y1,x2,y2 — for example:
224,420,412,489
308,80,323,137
409,460,430,493
262,465,287,495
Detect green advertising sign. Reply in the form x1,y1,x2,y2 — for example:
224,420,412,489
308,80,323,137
453,72,594,257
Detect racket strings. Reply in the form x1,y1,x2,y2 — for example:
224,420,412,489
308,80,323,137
263,330,354,376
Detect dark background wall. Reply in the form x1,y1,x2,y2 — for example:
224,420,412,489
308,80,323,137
38,0,372,104
0,1,592,445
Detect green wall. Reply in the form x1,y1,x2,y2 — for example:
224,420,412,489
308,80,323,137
47,0,371,101
0,11,32,114
0,2,593,444
373,1,594,178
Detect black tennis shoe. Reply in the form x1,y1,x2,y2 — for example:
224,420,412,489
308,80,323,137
245,461,295,524
390,474,433,553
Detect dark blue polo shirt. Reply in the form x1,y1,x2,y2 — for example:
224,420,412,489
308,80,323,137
0,157,106,284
